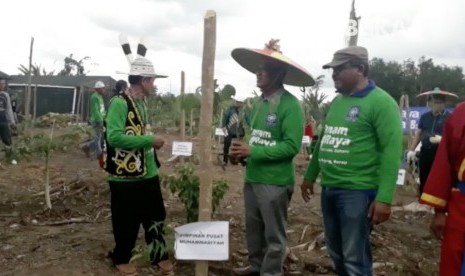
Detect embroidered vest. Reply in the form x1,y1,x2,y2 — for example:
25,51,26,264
102,94,147,178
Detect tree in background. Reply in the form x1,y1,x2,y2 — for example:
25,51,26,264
301,75,327,121
58,54,90,76
18,64,55,76
369,56,465,104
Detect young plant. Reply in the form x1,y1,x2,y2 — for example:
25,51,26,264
130,221,173,266
162,163,229,223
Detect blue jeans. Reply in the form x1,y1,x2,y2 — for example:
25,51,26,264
88,122,103,157
321,187,376,276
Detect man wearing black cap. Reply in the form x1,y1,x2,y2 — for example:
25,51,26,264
301,46,403,276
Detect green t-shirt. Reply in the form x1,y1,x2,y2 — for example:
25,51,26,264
90,92,105,124
304,83,403,204
246,89,304,186
105,97,157,182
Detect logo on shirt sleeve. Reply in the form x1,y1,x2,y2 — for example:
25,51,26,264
346,106,361,122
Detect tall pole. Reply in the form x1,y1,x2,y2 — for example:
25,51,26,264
25,37,34,121
195,10,216,276
180,71,186,164
348,0,361,46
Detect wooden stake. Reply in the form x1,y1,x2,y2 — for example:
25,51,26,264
180,71,186,164
195,10,216,276
25,37,34,122
33,84,37,121
190,109,194,137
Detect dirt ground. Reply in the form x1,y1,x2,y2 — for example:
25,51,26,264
0,130,440,276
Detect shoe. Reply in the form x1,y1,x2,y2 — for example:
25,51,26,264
11,159,17,165
232,265,260,276
115,263,138,276
156,260,175,275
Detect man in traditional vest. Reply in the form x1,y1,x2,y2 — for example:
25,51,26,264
420,102,465,276
230,39,314,276
0,77,17,165
103,55,174,275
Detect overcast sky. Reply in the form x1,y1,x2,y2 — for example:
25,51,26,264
1,0,464,100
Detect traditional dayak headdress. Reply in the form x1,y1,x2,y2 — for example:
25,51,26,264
117,34,167,78
231,39,315,87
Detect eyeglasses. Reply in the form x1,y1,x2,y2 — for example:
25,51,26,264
332,63,355,74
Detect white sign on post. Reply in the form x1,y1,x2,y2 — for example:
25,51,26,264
215,128,225,136
172,141,193,156
174,221,229,261
302,135,311,145
396,169,406,185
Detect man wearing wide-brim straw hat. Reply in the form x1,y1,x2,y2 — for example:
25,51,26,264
301,46,403,275
230,39,314,276
103,53,174,275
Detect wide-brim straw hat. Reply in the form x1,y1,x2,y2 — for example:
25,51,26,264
231,39,315,87
118,57,167,78
416,87,458,99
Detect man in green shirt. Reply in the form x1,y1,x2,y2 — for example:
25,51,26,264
103,50,173,275
301,46,403,276
230,39,314,276
82,81,106,159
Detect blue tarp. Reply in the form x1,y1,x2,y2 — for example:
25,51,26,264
401,107,454,133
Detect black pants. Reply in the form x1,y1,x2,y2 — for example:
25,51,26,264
109,176,168,265
223,135,233,163
419,147,438,196
0,124,11,146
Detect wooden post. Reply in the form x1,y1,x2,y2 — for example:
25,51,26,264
25,37,34,122
348,0,361,46
190,109,194,137
180,71,186,164
33,84,38,121
75,86,82,123
195,10,216,276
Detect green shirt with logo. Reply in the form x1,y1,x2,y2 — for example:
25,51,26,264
304,84,403,204
105,97,158,182
90,92,105,124
246,89,304,186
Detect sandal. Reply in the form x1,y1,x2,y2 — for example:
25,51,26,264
115,263,138,276
156,260,175,275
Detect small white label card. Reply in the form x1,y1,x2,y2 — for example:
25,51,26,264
172,141,193,156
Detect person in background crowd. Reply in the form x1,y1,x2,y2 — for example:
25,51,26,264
407,93,450,197
0,77,17,165
81,81,106,159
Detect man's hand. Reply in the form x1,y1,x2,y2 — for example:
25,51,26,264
301,180,314,202
368,201,391,225
407,150,416,163
430,211,446,240
230,141,250,158
222,128,228,137
429,135,442,144
153,137,165,150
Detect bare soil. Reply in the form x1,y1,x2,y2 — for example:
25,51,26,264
0,130,439,276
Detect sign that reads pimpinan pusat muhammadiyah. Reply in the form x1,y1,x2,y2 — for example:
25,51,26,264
174,221,229,261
